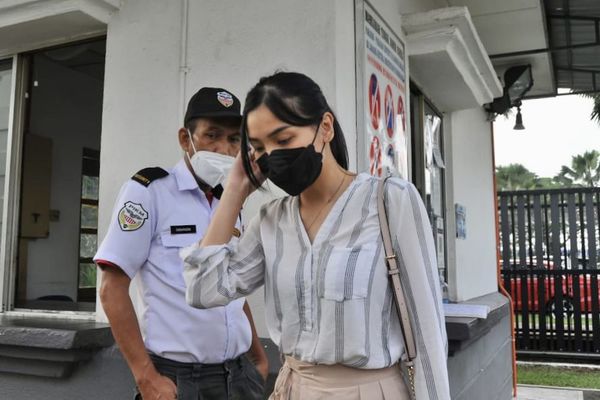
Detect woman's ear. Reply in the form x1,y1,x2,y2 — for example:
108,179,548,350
321,112,335,143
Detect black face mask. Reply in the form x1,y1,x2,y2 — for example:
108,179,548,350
256,126,324,196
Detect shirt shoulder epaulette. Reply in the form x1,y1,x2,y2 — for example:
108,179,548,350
131,167,169,187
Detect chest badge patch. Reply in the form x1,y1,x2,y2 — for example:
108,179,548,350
217,91,234,107
118,201,148,231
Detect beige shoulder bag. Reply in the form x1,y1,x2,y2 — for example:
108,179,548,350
377,177,417,400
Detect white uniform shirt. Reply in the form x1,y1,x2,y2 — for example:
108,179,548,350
182,173,451,399
95,159,251,363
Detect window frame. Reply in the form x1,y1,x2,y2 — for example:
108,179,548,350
0,55,26,314
0,37,105,319
77,148,100,302
409,82,449,281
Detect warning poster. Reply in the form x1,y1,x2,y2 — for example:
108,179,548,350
360,2,408,178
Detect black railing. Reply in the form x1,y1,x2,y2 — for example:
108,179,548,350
499,188,600,357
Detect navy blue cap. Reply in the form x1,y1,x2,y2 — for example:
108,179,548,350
184,87,242,124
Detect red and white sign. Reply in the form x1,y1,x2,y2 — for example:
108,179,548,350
368,74,381,130
362,3,408,179
384,85,395,139
369,135,382,177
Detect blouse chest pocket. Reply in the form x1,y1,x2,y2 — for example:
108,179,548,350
320,244,380,301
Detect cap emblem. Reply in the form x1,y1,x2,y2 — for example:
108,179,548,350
217,91,234,107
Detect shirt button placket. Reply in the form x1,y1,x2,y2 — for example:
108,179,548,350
306,247,315,332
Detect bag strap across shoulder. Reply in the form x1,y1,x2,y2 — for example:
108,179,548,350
376,177,417,362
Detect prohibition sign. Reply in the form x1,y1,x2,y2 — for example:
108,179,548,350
384,85,394,139
398,95,406,131
368,74,381,130
369,135,382,177
386,144,397,169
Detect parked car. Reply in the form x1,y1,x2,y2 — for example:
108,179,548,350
502,260,600,315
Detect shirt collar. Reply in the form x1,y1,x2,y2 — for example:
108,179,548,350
174,159,199,192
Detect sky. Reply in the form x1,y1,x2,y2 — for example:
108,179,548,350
493,94,600,178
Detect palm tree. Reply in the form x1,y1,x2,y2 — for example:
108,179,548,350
496,164,539,191
555,150,600,187
581,93,600,124
591,95,600,124
536,177,563,189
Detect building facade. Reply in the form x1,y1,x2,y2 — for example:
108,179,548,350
0,1,554,399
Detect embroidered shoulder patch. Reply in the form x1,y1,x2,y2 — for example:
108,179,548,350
118,201,148,231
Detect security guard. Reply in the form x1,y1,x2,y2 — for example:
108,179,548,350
95,88,268,400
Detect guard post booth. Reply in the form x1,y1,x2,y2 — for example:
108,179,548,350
0,1,548,399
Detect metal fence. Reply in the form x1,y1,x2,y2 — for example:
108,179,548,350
498,188,600,357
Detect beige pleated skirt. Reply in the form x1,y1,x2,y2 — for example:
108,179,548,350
269,356,410,400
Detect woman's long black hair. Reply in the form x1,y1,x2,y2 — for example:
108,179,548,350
241,71,349,188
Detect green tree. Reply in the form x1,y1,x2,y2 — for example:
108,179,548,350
536,177,563,189
581,93,600,125
591,95,600,124
555,150,600,187
496,164,539,191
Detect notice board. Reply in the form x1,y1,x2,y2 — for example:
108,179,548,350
355,1,409,179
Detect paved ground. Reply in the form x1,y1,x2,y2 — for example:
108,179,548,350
516,385,600,400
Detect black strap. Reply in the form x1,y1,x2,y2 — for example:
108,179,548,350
211,184,223,199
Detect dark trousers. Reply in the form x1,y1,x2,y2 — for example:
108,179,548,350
135,354,265,400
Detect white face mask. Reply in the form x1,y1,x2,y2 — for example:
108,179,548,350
186,130,235,188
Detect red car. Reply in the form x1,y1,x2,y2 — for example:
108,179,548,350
502,261,600,315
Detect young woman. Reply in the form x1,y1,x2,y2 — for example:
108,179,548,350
181,72,450,400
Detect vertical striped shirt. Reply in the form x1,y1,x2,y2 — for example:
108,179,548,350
182,173,450,399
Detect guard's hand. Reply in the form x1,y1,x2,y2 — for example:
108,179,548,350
255,357,269,382
136,364,177,400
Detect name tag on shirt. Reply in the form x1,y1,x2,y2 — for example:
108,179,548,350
170,225,197,234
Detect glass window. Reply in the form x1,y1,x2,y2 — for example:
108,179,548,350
11,39,105,312
81,175,99,201
424,106,447,275
78,147,100,294
80,204,98,230
79,233,98,259
410,85,448,282
79,263,97,288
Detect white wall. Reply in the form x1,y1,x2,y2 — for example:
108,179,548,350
96,0,183,321
97,0,500,323
98,0,358,208
182,0,359,335
96,0,359,330
448,108,498,301
392,0,500,301
26,55,102,300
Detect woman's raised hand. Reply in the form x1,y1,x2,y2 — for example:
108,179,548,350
225,150,265,199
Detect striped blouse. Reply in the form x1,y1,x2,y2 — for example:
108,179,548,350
182,173,450,399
